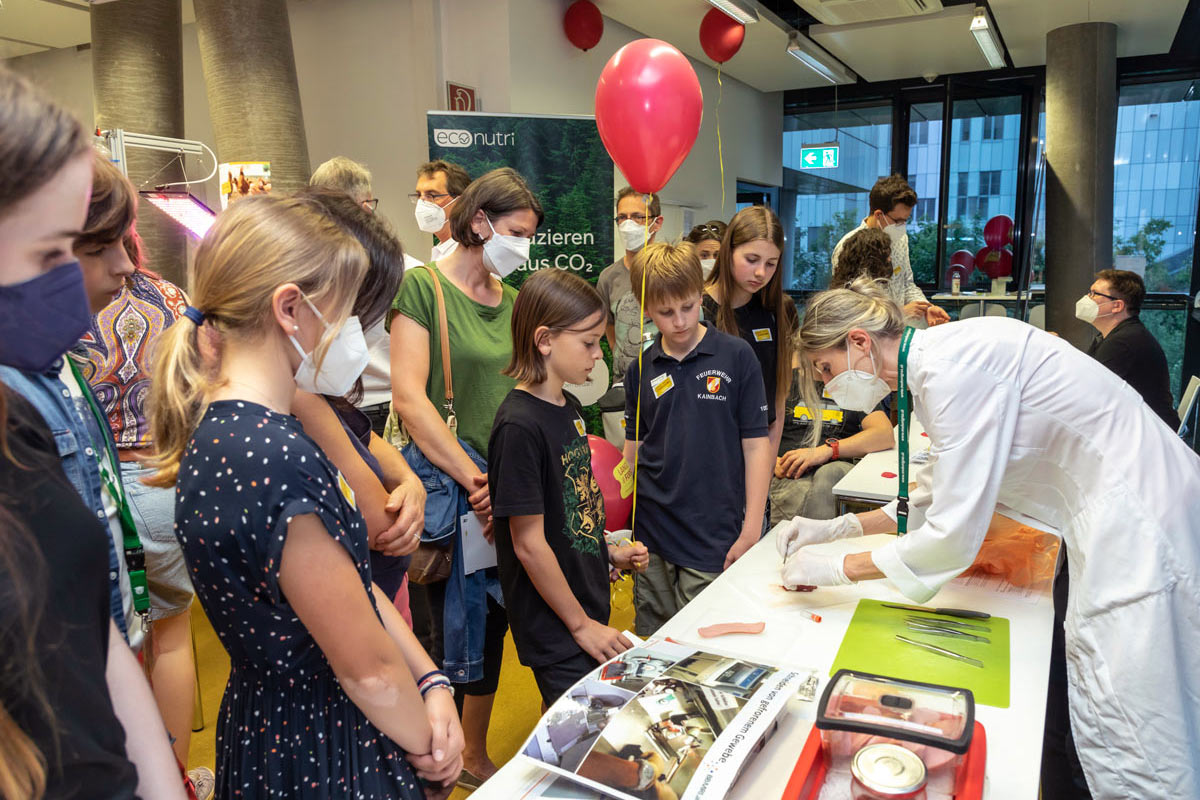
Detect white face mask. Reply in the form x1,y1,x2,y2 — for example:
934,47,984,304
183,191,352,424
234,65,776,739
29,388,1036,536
289,296,370,397
824,340,891,413
481,216,530,278
415,197,456,234
884,222,906,244
618,219,650,252
700,258,717,278
1075,294,1114,325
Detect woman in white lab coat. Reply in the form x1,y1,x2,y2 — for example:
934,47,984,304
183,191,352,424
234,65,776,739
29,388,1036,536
775,280,1200,800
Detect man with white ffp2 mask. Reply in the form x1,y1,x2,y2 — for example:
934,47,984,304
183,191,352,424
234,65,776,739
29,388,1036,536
831,175,949,327
596,186,664,377
411,159,472,264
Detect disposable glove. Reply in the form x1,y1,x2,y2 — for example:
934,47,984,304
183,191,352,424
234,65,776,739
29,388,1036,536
772,513,863,560
781,546,852,588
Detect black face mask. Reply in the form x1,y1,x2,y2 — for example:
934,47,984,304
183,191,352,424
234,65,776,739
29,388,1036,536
0,261,91,373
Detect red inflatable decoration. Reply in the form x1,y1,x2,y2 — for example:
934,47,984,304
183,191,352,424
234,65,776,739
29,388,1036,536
588,435,634,532
949,249,975,272
595,39,703,194
699,7,745,64
984,215,1014,249
563,0,603,51
974,246,1013,279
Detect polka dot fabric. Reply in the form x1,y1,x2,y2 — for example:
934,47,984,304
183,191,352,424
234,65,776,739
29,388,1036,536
175,401,422,799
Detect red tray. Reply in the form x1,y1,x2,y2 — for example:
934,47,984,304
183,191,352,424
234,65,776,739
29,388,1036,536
780,721,987,800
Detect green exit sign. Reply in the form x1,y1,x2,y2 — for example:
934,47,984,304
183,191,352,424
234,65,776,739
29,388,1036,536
799,144,839,169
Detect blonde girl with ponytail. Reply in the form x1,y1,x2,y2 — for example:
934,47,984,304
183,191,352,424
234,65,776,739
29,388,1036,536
148,195,462,799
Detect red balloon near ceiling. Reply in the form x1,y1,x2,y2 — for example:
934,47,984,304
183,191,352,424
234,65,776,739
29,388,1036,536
699,7,745,64
588,435,633,532
563,0,603,52
595,38,703,194
983,214,1014,249
975,246,1013,279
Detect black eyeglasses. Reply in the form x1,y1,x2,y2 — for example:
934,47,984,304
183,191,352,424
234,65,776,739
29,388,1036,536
409,192,450,205
364,198,379,211
1088,289,1118,302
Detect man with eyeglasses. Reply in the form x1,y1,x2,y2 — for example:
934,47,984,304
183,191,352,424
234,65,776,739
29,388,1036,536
411,159,472,263
597,186,665,378
832,174,949,327
1079,269,1179,429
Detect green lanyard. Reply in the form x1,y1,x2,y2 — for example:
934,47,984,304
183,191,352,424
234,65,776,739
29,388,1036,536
896,326,916,536
66,358,150,619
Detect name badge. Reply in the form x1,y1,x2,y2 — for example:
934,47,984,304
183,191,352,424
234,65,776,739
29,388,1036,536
650,373,674,398
336,471,357,510
574,418,586,437
753,327,773,342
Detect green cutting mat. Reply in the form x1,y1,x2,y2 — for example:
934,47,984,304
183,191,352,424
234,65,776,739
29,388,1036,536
829,599,1010,708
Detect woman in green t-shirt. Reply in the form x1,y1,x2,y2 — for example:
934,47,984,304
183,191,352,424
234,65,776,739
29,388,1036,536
389,167,543,787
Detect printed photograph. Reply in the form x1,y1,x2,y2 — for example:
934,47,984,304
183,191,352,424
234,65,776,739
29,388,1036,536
663,652,777,699
523,680,636,771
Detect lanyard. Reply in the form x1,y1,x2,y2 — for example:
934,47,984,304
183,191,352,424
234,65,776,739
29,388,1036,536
66,358,150,619
896,326,916,536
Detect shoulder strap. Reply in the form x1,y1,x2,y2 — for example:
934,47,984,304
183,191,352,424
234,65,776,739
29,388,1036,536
416,264,456,432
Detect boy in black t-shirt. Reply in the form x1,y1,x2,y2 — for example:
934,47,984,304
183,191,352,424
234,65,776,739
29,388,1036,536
488,270,648,707
622,243,773,637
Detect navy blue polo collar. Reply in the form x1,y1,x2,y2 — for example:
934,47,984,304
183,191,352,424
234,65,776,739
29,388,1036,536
646,321,718,365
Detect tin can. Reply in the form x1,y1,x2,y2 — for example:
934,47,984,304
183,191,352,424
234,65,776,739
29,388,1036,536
850,743,927,799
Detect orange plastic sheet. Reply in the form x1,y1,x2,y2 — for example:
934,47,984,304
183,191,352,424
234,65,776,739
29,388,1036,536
962,514,1060,592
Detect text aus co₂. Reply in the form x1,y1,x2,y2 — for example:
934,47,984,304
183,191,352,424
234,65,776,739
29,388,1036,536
518,229,598,272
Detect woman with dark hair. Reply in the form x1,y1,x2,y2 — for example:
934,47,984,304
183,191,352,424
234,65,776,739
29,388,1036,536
0,66,183,800
684,219,726,279
289,187,428,615
390,166,544,787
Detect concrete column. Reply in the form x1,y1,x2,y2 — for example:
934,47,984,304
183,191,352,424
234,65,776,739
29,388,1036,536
92,0,187,286
193,0,310,192
1044,22,1117,348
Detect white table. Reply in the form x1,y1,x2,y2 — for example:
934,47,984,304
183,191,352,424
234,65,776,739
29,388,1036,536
472,531,1056,800
831,421,931,512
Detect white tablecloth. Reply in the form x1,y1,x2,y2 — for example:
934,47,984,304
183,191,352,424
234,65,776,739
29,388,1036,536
471,530,1056,800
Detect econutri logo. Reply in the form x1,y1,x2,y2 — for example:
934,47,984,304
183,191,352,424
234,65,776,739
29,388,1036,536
433,129,516,148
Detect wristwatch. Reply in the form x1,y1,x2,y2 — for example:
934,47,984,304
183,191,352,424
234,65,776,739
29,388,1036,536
826,438,840,460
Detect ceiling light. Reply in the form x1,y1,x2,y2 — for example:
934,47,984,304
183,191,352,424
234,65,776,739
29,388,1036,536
969,5,1006,70
787,32,856,85
706,0,758,24
140,191,216,239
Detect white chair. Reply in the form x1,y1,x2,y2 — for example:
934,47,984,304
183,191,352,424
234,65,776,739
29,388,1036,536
1178,375,1199,436
1026,304,1046,330
959,303,1008,319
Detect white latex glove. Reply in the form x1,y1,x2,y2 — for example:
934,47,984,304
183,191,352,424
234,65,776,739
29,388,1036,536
772,513,863,560
781,547,852,588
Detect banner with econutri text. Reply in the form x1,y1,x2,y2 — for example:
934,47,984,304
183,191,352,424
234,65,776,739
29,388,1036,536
427,111,614,290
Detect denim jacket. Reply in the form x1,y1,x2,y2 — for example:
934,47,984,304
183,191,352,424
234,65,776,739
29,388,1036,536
402,438,503,684
0,360,133,643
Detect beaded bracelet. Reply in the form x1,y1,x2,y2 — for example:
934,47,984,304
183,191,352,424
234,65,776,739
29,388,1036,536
420,680,454,698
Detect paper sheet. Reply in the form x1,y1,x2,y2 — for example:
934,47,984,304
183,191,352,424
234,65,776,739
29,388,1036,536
461,511,497,574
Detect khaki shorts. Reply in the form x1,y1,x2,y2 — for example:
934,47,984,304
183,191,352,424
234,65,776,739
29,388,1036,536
633,553,720,638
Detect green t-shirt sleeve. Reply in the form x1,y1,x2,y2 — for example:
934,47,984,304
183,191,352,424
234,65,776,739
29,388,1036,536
389,264,436,334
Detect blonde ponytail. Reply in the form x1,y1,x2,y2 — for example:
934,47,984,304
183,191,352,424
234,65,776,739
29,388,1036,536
145,195,367,487
796,277,904,447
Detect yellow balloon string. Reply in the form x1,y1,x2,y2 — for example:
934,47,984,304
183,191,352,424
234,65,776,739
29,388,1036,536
717,64,726,214
628,194,652,549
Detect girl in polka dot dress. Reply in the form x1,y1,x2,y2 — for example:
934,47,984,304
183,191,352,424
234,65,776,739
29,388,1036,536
145,196,463,799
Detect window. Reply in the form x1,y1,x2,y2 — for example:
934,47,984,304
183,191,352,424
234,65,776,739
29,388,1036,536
907,101,942,285
944,95,1022,288
783,105,893,291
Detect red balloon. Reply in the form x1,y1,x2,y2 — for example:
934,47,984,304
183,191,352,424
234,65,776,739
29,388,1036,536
588,435,633,532
949,249,975,271
699,8,745,64
974,246,1013,279
595,39,703,194
563,0,603,51
984,215,1014,249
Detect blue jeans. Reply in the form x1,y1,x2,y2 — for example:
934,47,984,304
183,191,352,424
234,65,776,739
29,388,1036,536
121,461,193,620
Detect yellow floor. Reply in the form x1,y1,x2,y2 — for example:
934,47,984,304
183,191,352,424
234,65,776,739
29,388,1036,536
187,578,637,799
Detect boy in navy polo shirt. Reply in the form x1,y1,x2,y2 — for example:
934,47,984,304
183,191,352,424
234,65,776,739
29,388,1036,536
622,242,774,637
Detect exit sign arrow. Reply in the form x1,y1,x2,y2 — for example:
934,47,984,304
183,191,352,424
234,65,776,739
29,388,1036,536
799,143,839,170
